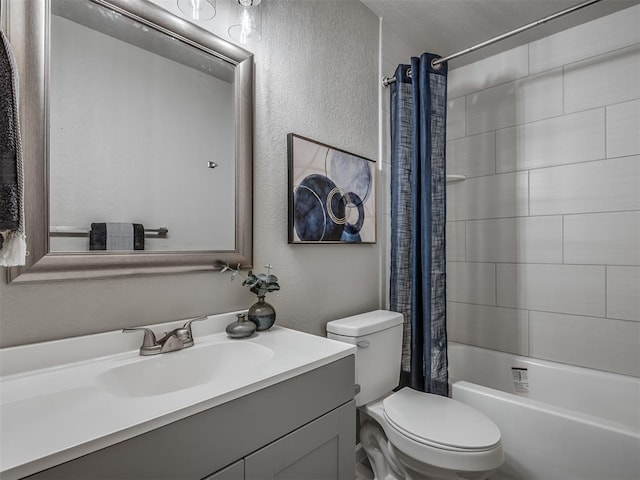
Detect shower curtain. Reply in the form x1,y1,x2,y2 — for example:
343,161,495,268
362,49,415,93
390,53,448,396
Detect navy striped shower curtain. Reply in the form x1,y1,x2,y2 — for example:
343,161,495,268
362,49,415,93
389,53,448,396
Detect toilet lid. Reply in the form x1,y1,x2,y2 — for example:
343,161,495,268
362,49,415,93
383,388,501,451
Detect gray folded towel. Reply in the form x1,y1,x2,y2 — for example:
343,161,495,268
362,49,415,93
0,30,26,266
90,223,145,250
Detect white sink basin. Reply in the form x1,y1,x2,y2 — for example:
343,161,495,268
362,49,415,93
99,341,274,397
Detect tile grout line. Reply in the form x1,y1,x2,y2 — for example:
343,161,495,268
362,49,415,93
445,154,638,183
494,262,498,307
562,214,565,264
604,103,608,159
461,103,614,138
464,95,468,138
448,260,640,267
448,210,640,223
463,220,467,263
492,130,497,175
527,169,531,218
604,265,608,318
562,64,566,115
526,308,531,357
448,300,639,324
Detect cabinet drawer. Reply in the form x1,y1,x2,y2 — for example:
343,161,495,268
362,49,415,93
204,460,244,480
246,401,355,480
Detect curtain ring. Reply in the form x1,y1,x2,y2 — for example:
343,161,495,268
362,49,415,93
431,59,443,70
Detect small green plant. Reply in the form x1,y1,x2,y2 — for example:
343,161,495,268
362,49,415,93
220,263,280,298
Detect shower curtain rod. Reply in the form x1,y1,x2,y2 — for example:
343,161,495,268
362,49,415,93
382,0,602,88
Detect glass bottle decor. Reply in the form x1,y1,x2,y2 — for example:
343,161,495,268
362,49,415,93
226,313,256,338
247,295,276,331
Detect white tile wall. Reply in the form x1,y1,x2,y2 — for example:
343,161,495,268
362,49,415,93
607,99,640,159
495,108,605,172
466,68,563,135
441,5,640,377
564,44,640,114
529,311,640,377
447,132,496,178
496,264,606,317
466,216,563,264
447,171,528,221
448,302,529,354
446,221,466,261
607,266,640,322
447,96,466,140
564,212,640,266
447,262,496,306
381,5,640,376
448,45,529,99
529,5,640,74
529,156,640,216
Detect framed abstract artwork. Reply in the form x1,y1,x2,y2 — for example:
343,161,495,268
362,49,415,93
288,134,376,244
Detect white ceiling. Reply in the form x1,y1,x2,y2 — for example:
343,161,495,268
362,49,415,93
361,0,640,68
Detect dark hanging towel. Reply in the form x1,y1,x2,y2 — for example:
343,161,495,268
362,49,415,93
90,223,145,250
0,30,27,266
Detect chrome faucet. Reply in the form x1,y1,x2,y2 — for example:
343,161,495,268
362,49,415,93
123,316,206,356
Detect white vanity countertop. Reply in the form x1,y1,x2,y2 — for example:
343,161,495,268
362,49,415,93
0,312,356,480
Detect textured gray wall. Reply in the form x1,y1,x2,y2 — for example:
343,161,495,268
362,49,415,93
0,0,380,347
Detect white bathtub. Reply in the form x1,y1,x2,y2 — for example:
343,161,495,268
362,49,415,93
448,342,640,480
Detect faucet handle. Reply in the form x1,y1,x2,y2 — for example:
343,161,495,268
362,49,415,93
182,315,207,337
176,316,207,348
123,327,158,348
183,315,207,332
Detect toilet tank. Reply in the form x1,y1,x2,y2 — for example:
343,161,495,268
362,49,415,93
326,310,403,406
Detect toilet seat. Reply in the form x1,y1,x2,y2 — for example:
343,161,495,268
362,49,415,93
360,388,504,474
383,388,501,452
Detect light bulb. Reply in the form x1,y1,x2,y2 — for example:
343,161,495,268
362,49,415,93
177,0,216,21
228,0,262,44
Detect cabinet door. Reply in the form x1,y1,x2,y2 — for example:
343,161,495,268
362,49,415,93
245,401,355,480
204,460,244,480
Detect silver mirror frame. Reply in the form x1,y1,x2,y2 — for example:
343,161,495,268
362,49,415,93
4,0,253,283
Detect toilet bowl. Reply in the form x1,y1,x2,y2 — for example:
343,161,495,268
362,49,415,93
326,310,504,480
362,389,503,479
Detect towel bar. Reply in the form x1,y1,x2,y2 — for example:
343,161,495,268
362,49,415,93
50,226,168,238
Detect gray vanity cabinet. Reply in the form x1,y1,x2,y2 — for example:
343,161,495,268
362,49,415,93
204,400,354,480
245,401,354,479
23,356,355,480
204,460,244,480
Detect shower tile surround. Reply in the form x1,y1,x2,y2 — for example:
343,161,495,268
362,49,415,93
441,5,640,377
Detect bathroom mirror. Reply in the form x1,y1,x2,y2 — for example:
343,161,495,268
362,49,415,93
5,0,253,282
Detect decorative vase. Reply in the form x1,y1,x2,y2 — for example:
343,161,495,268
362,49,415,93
225,313,256,339
247,296,276,331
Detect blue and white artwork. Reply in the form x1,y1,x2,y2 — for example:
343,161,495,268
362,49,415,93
288,134,376,244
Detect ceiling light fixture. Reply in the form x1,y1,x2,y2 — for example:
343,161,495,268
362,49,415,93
177,0,216,21
228,0,262,45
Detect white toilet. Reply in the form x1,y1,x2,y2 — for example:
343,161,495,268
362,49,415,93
326,310,504,480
